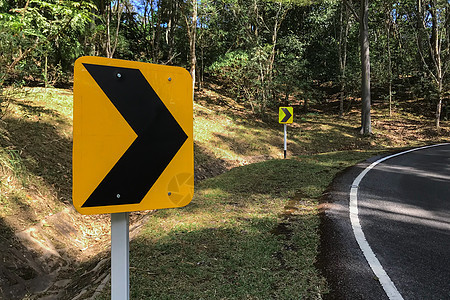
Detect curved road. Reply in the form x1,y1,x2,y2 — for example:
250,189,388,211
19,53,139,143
319,144,450,299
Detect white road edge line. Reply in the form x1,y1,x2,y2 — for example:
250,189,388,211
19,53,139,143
349,143,450,300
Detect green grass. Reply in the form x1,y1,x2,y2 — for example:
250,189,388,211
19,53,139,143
193,102,283,172
0,87,72,228
71,88,448,299
0,86,448,299
20,87,74,120
96,151,380,299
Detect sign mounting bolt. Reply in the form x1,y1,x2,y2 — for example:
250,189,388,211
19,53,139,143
116,194,121,199
116,73,122,79
168,77,172,82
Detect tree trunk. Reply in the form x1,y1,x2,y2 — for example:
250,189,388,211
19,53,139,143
110,0,122,58
189,0,197,92
338,3,350,118
166,0,178,64
44,54,48,88
385,8,393,117
106,2,112,58
429,0,442,129
268,2,288,104
436,92,442,129
105,0,122,59
416,0,446,129
199,45,204,90
152,0,162,63
360,0,371,135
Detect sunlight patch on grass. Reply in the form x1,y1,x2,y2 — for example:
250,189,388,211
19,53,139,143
21,87,73,120
0,87,72,231
97,151,382,299
194,102,285,171
1,86,447,298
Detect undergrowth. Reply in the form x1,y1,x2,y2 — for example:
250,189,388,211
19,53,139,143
0,85,447,299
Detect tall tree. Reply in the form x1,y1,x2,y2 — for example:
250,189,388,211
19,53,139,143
186,0,197,90
337,2,351,117
384,1,393,117
359,0,371,134
105,0,124,58
415,0,448,129
344,0,372,134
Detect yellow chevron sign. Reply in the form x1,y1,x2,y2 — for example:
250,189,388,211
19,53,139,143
279,107,293,124
73,56,194,215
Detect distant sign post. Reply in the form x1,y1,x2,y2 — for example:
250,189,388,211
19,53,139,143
73,56,193,300
279,107,293,158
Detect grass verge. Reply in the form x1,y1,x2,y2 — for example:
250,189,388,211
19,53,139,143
0,85,448,299
96,151,379,299
0,87,72,229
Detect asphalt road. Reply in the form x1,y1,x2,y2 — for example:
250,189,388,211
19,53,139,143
319,144,450,300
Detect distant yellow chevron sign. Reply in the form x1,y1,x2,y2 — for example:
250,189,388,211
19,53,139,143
279,107,293,124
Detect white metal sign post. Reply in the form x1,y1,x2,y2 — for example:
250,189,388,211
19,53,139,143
279,107,293,159
284,124,288,159
111,212,130,300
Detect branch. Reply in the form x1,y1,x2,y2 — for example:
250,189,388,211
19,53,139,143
110,0,123,58
342,0,359,23
1,2,83,84
412,24,439,85
6,14,75,73
20,0,31,23
163,52,180,65
184,15,192,40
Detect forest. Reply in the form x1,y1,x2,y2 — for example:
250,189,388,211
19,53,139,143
0,0,449,131
0,1,449,298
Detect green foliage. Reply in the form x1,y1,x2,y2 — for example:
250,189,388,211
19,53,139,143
96,156,345,299
0,0,94,86
208,50,250,91
0,0,447,121
208,45,283,115
275,34,308,102
209,51,249,73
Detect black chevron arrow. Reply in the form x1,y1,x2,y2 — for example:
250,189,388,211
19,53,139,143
81,63,188,207
280,108,292,123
